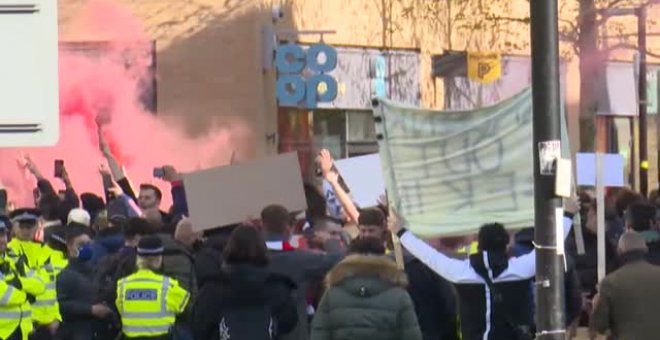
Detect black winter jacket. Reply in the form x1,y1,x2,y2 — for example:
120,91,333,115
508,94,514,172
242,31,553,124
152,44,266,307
394,253,460,340
192,263,298,340
57,260,108,340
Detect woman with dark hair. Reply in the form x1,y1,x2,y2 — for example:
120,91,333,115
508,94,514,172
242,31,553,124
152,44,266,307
192,225,298,340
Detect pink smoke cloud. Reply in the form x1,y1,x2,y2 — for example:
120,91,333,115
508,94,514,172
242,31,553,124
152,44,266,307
0,0,250,208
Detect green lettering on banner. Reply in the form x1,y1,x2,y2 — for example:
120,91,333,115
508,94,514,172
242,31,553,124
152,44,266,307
373,88,570,237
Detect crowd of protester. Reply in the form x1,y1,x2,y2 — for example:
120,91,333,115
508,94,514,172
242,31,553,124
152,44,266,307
1,130,660,340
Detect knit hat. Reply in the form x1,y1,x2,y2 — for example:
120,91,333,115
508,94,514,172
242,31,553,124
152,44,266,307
137,236,164,256
68,209,91,227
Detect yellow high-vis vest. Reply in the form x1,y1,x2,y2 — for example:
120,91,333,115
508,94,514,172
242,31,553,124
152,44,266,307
116,269,190,338
32,246,66,325
7,240,63,326
0,256,46,340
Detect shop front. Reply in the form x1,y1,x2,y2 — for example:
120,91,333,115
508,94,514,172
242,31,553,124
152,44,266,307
275,43,421,179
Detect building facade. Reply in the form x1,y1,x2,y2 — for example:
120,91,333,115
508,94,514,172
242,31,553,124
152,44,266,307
57,0,660,182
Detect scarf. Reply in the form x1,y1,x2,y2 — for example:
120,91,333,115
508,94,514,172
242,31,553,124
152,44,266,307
265,240,296,251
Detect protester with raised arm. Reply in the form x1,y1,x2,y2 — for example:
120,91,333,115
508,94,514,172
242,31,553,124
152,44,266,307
388,199,577,340
98,126,188,227
316,150,360,224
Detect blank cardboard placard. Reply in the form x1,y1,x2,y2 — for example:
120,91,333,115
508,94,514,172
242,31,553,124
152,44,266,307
334,154,386,208
183,152,308,231
576,153,624,187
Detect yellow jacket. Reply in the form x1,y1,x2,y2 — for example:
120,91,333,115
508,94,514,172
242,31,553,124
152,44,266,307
116,269,190,338
0,255,46,340
7,240,62,325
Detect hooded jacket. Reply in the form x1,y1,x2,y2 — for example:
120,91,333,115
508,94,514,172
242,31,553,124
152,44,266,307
311,255,422,340
192,263,298,340
90,227,124,266
398,215,573,340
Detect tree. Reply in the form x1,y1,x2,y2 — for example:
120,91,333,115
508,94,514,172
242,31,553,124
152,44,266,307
394,0,660,152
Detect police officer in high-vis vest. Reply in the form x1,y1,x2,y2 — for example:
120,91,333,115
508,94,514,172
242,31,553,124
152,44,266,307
8,209,62,339
116,236,189,339
0,217,46,340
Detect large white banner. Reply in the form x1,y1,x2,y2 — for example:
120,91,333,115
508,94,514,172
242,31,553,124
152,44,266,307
373,88,569,237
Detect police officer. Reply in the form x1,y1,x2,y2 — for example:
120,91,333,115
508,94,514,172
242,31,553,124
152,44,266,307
8,209,61,339
0,217,46,340
115,236,189,339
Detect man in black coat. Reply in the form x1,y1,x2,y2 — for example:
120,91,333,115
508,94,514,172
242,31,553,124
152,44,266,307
261,205,343,340
57,225,114,340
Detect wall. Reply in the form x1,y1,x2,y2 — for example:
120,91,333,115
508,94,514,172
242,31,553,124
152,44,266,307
57,0,660,160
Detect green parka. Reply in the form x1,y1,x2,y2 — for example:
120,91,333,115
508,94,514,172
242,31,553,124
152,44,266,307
311,254,422,340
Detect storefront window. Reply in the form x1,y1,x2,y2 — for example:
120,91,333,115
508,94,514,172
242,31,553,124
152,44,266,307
278,108,379,179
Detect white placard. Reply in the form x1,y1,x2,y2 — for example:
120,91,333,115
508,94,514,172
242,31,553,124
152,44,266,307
334,154,386,208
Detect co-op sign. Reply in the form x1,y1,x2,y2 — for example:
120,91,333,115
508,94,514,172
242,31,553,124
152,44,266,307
275,43,338,109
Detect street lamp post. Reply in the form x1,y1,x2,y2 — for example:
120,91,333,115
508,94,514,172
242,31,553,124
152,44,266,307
529,0,565,339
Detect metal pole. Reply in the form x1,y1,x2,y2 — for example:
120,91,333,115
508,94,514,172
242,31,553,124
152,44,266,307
638,6,649,196
530,0,565,339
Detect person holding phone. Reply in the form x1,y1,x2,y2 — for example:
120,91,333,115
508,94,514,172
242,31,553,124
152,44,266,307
98,126,188,227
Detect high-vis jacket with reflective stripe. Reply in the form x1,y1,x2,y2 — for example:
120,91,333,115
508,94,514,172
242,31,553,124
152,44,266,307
7,240,44,269
7,240,62,326
0,256,46,340
116,269,190,338
32,246,66,325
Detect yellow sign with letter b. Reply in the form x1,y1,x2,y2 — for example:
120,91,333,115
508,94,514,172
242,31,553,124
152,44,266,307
467,52,501,84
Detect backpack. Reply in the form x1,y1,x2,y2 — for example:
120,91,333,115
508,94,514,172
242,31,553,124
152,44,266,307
216,302,278,340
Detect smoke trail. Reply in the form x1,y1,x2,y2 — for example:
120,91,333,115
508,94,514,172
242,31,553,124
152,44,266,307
0,0,250,207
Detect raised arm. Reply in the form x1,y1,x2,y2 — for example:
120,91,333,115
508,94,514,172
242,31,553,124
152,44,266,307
98,127,137,202
504,214,574,280
0,180,7,216
317,149,360,223
162,166,188,221
98,164,115,203
388,213,475,283
60,166,79,208
19,155,57,198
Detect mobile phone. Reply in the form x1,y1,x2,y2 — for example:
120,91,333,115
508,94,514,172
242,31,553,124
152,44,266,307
54,160,64,178
153,167,165,178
